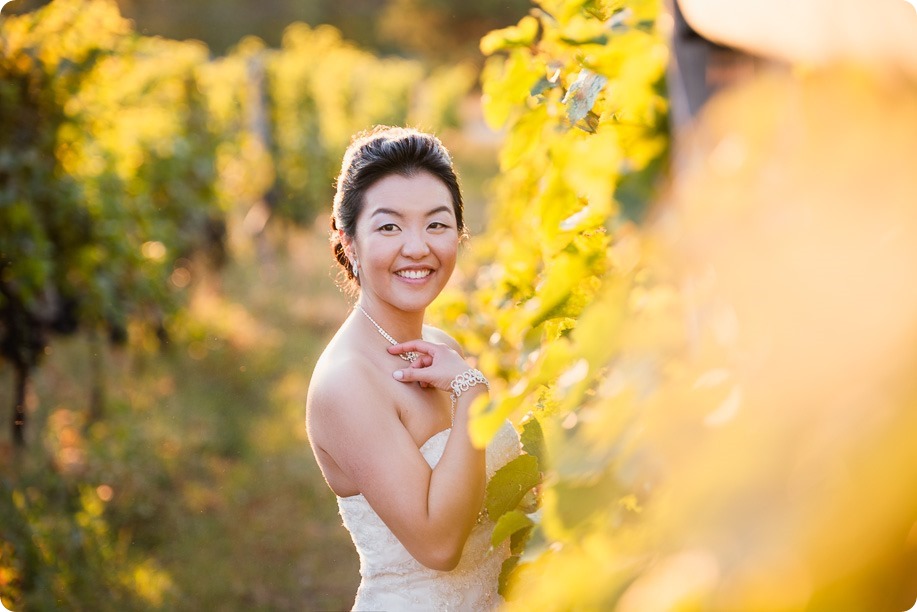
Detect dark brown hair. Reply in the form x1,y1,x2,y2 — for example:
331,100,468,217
329,126,465,292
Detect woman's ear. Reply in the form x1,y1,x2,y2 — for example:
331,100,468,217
339,229,355,260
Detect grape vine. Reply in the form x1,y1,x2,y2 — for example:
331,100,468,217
0,0,470,445
432,0,671,597
449,1,917,609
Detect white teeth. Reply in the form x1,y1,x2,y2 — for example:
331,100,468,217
397,269,432,279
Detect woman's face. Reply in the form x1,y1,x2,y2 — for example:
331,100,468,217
344,171,459,313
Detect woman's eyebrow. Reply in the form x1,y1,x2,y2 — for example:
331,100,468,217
370,207,402,218
370,205,453,218
426,205,453,217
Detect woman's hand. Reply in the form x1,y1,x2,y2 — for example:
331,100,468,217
387,340,470,391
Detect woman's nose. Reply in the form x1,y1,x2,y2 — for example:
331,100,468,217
401,231,431,258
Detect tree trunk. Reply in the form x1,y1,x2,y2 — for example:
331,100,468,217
12,363,27,447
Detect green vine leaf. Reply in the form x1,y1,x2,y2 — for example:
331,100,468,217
520,416,547,469
485,454,540,519
497,555,520,597
491,509,534,547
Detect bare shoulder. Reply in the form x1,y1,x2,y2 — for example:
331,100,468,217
423,325,465,357
306,349,393,444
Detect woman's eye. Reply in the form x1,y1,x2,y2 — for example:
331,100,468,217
379,223,399,232
428,222,449,230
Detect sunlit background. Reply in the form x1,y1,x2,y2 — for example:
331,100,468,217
2,0,916,609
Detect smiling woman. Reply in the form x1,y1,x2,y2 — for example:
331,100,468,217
305,127,520,610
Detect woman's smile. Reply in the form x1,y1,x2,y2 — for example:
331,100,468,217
395,268,434,281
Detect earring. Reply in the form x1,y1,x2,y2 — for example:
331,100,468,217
351,258,359,279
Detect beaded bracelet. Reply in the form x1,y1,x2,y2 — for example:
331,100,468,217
449,369,489,424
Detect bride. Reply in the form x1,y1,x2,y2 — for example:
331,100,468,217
306,126,520,610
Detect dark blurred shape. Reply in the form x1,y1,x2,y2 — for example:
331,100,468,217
667,0,766,130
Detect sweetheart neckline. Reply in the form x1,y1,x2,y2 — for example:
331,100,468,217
336,427,453,501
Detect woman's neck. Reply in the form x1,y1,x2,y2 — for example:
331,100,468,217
355,298,425,345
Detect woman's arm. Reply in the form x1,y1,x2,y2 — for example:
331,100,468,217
311,344,488,571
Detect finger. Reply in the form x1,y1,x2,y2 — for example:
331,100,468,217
408,355,433,387
409,354,433,369
392,368,415,382
387,339,444,356
392,367,436,385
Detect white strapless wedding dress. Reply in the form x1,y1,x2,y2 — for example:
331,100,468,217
337,421,521,611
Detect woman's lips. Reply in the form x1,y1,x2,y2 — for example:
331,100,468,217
395,269,433,280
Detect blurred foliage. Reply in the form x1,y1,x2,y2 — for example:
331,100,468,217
0,0,228,443
258,24,475,223
1,0,472,444
6,0,534,62
1,2,469,606
605,68,917,611
431,0,671,593
6,0,914,609
436,0,917,609
378,0,533,62
1,229,360,610
0,471,175,609
0,0,478,607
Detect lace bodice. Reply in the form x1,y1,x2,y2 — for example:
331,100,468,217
336,421,521,611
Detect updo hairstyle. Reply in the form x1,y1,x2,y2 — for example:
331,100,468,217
330,126,466,292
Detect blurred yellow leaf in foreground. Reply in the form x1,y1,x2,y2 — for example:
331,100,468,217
508,66,917,611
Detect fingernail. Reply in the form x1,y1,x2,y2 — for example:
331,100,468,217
393,370,403,380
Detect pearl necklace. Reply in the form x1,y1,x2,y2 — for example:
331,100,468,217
357,305,420,363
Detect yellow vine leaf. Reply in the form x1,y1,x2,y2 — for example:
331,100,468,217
480,15,540,56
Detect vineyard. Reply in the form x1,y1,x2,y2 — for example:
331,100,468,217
3,0,917,609
0,0,473,445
